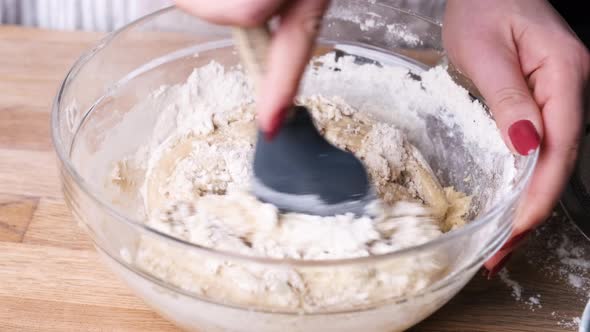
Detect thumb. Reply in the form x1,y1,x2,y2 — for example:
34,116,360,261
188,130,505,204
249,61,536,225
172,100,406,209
452,40,543,156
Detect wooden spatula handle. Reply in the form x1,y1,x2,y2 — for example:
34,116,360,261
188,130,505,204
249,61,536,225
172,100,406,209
232,25,272,86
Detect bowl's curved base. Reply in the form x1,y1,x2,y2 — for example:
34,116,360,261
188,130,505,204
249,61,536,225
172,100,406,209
98,248,477,332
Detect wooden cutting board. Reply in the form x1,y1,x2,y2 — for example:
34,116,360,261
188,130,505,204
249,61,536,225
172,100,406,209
0,25,587,332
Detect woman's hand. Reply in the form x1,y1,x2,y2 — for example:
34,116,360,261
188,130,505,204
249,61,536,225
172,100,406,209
175,0,330,138
444,0,589,276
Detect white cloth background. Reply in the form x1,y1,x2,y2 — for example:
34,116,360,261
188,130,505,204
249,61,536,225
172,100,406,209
0,0,445,32
0,0,172,31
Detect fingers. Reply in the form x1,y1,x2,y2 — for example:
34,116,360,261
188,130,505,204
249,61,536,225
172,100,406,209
257,0,331,135
484,47,589,275
174,0,285,26
449,36,545,276
452,39,544,156
175,0,330,136
444,2,542,156
444,0,590,277
516,59,587,233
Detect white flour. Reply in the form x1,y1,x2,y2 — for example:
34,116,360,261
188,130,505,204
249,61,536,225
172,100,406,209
526,295,542,311
495,211,590,330
302,52,513,173
559,317,582,330
386,23,422,47
325,8,423,47
499,269,523,301
499,269,545,312
569,273,585,289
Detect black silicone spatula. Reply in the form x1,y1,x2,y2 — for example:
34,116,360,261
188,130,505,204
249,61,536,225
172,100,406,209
233,25,374,217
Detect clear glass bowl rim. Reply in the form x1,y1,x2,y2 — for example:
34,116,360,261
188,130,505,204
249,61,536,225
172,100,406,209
51,5,539,269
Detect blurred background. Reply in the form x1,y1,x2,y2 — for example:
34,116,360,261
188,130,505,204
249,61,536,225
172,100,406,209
0,0,447,32
0,0,172,31
0,0,587,48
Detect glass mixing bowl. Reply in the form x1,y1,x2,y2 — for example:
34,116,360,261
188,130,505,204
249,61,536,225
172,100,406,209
52,2,538,331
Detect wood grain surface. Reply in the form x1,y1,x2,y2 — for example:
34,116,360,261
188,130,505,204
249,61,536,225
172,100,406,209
0,25,587,332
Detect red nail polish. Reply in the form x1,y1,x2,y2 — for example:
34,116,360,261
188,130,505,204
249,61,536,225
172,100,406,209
485,252,512,279
508,120,540,155
501,230,531,251
264,111,286,141
264,125,280,141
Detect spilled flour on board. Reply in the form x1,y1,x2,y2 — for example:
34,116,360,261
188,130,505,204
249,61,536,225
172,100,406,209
498,269,523,301
497,209,590,330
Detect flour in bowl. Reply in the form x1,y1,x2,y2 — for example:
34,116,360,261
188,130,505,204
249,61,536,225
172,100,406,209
107,53,513,312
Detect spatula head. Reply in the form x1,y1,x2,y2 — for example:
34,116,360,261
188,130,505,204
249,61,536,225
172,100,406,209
252,106,374,217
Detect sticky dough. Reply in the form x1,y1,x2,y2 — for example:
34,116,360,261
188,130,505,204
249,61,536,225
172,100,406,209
141,95,461,227
109,62,471,312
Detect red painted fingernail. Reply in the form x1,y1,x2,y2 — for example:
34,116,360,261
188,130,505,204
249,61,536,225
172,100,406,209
264,111,286,141
501,230,531,251
264,123,280,141
508,120,540,155
485,252,512,279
